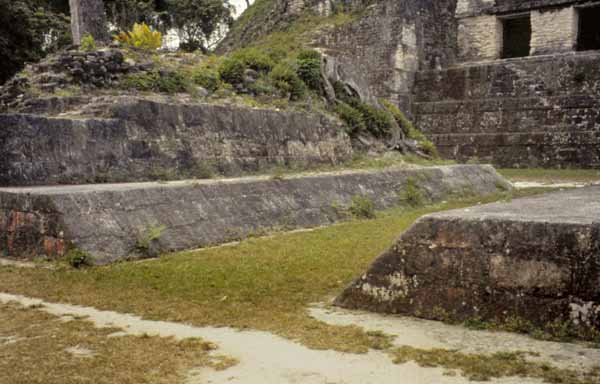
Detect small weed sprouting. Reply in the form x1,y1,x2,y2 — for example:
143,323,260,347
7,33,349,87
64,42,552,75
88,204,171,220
80,33,96,52
348,195,376,219
64,249,92,269
136,224,167,255
398,178,425,207
270,167,287,181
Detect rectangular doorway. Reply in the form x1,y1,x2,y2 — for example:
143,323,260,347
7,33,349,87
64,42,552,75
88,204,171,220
501,15,532,59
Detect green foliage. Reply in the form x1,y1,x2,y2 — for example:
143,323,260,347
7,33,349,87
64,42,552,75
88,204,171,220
192,67,220,92
296,49,322,90
270,62,306,100
348,195,376,219
354,102,393,137
104,0,171,33
218,56,246,85
0,0,70,84
136,224,167,252
64,249,92,269
381,99,438,157
335,101,366,135
121,71,187,93
248,75,275,96
80,33,97,52
115,22,162,50
169,0,234,53
231,47,275,72
398,178,425,207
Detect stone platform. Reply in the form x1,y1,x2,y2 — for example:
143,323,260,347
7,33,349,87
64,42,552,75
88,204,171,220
0,165,508,264
336,187,600,335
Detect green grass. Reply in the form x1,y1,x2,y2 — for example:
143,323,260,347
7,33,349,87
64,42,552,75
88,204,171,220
0,189,551,355
392,346,600,384
499,168,600,183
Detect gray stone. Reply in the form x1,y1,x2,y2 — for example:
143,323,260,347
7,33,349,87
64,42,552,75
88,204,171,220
0,164,509,265
0,97,352,186
336,186,600,337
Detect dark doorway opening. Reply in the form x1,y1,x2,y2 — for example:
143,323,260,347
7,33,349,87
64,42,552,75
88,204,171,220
502,15,531,59
577,6,600,51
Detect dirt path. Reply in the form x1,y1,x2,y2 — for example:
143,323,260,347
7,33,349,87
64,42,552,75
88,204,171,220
3,292,597,384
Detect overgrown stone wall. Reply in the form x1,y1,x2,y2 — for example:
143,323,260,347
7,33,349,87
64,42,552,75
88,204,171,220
317,0,457,109
0,97,352,186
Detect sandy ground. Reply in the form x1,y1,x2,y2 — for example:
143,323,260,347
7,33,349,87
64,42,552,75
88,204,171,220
512,181,599,189
2,292,597,384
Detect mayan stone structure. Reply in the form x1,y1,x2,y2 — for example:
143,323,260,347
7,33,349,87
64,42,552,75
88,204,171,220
300,0,600,167
414,0,600,168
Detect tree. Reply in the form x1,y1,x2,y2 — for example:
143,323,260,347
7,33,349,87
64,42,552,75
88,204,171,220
170,0,234,53
0,0,70,84
104,0,171,33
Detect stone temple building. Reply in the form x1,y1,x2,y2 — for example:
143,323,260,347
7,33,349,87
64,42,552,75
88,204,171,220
419,0,600,167
271,0,600,168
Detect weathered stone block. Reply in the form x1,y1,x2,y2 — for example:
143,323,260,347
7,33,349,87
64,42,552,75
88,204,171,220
0,97,352,186
336,187,600,336
0,165,510,264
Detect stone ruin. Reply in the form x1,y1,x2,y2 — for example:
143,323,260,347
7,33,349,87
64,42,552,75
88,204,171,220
267,0,600,168
0,0,599,338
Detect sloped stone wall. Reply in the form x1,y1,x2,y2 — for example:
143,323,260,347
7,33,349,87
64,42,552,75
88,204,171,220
0,165,510,264
413,51,600,168
0,97,352,186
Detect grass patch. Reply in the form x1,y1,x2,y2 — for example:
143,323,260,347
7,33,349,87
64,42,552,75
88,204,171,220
0,189,552,355
499,168,600,183
0,302,219,384
392,346,600,384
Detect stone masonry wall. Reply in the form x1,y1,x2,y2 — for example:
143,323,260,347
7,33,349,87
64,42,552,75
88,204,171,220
316,0,457,109
530,6,577,55
457,15,500,62
0,97,352,186
0,165,510,264
413,51,600,167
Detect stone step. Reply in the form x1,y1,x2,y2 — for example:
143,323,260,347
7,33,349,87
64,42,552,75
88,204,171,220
0,165,509,265
335,186,600,337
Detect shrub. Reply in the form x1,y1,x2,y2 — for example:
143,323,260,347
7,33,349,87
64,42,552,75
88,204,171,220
136,224,167,252
355,102,393,138
270,62,306,100
115,22,162,51
192,67,220,92
248,75,274,95
335,101,365,135
64,248,92,269
121,71,187,94
398,178,425,207
381,99,439,157
232,48,275,73
80,33,96,52
156,71,187,93
218,56,246,85
349,195,376,219
296,49,322,90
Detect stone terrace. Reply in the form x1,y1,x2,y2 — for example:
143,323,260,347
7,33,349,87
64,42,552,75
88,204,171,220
336,186,600,336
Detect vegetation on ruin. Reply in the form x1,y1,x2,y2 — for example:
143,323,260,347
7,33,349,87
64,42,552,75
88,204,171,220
0,188,557,356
